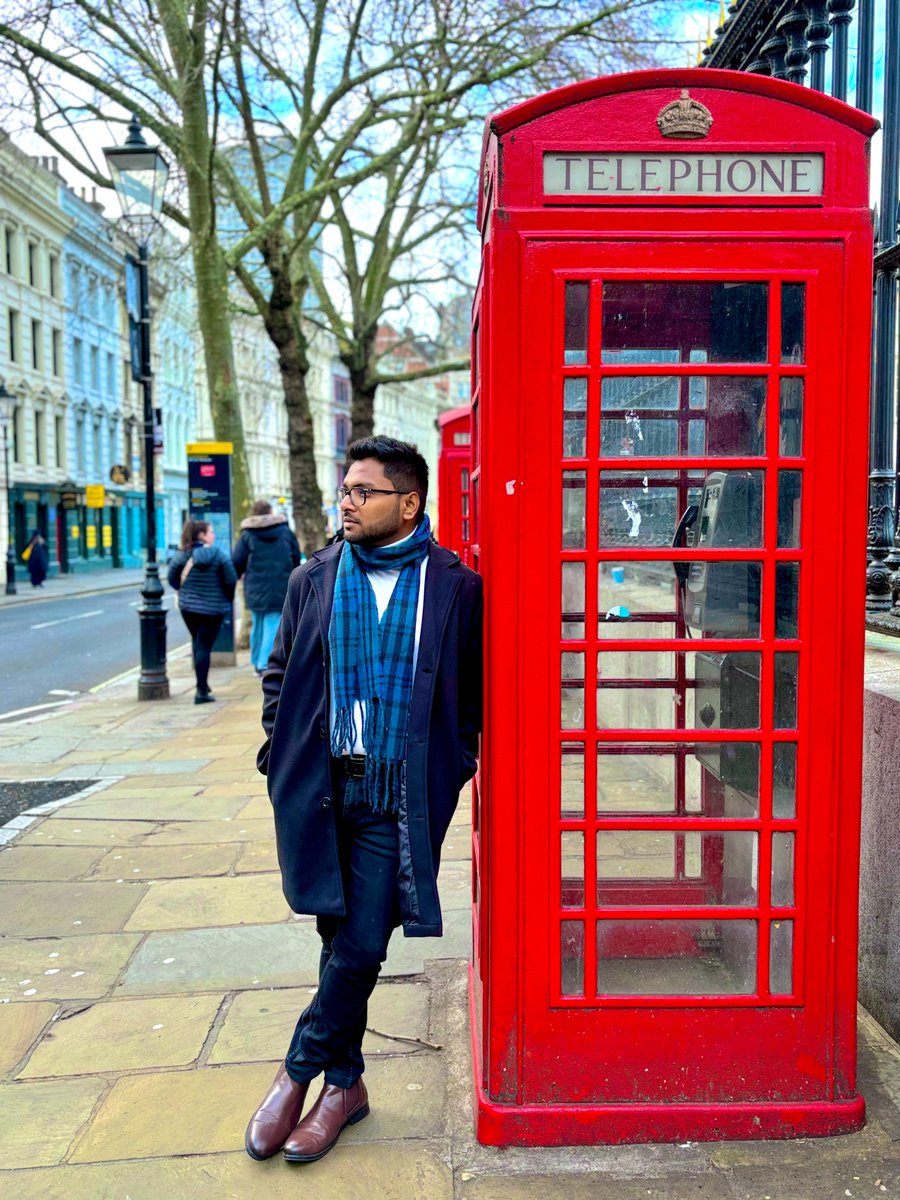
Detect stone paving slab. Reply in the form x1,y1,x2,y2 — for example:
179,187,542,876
0,1001,57,1074
0,880,147,936
89,842,241,880
70,1054,446,1163
0,932,143,1002
18,993,224,1078
0,1076,108,1168
442,824,472,860
233,840,279,873
123,873,290,931
208,979,432,1064
16,819,160,846
2,1143,454,1199
62,792,248,822
457,1173,734,1200
0,845,106,881
142,817,274,844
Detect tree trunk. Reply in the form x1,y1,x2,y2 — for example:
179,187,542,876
263,249,326,556
347,332,378,441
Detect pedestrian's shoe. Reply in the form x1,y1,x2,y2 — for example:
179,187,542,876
282,1078,369,1163
245,1064,310,1161
194,691,216,704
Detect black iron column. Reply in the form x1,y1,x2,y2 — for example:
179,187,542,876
869,0,900,617
136,240,169,699
806,2,831,93
855,0,874,114
3,422,16,595
827,0,855,102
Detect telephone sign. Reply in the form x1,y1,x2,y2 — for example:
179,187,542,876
470,69,877,1147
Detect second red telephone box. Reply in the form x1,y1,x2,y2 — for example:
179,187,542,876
469,69,877,1145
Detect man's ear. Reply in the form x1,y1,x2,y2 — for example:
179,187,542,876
402,491,421,522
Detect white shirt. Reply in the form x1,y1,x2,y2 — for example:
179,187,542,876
329,533,429,755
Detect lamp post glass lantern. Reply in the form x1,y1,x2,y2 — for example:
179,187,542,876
103,115,170,700
0,382,17,595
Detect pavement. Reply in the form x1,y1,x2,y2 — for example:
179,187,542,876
0,656,899,1199
0,567,148,608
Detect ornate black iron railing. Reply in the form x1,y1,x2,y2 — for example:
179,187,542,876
702,1,900,632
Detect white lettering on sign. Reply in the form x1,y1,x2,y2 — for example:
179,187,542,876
543,153,824,197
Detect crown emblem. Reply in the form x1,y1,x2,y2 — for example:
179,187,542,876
656,90,713,139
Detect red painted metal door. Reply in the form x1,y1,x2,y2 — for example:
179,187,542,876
517,237,847,1105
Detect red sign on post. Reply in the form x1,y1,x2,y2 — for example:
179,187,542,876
470,69,877,1147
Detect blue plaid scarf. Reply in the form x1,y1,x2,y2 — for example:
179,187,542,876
329,516,432,812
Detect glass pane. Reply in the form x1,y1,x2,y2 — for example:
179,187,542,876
601,282,768,364
599,470,705,548
562,831,584,907
779,377,804,455
598,831,758,905
771,832,795,907
563,470,586,548
562,652,585,729
564,281,589,365
599,560,676,638
599,376,766,458
692,471,764,548
781,283,805,363
597,650,761,731
769,919,794,994
597,919,758,995
563,378,588,457
683,561,762,638
561,920,585,997
775,563,799,640
774,652,799,730
773,743,797,819
561,742,585,818
777,470,802,548
562,561,585,639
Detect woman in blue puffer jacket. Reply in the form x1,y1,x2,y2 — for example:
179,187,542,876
168,519,237,704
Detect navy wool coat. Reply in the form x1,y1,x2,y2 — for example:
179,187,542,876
258,540,483,937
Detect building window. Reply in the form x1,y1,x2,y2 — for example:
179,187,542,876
75,414,85,475
35,409,45,467
108,420,118,466
8,309,19,363
106,351,114,398
93,420,102,474
4,227,14,275
49,253,59,298
334,413,351,454
51,328,62,377
12,405,24,464
28,242,38,288
90,345,100,392
73,337,83,385
31,319,41,370
55,414,65,469
333,374,351,407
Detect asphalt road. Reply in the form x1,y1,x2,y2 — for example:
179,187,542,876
0,587,189,722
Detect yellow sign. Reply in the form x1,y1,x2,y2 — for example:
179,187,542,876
102,525,113,548
187,442,233,455
85,484,105,509
86,526,97,549
70,525,80,539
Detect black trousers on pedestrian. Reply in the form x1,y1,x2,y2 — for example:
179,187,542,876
284,767,400,1089
180,609,225,695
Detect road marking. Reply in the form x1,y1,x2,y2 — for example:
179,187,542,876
31,609,103,630
0,700,73,722
48,689,80,697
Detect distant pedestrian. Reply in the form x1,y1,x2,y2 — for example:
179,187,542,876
168,519,237,704
233,500,301,676
23,532,49,588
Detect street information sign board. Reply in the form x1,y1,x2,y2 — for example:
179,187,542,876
187,442,234,657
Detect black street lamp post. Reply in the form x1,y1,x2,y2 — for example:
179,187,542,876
104,115,170,699
0,383,17,596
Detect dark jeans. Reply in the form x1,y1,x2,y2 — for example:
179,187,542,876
285,770,400,1088
180,609,225,694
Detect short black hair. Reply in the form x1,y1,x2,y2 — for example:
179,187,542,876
345,436,429,522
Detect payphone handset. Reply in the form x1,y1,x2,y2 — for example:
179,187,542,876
673,470,762,638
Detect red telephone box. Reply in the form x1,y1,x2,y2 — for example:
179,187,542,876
438,405,473,562
470,69,877,1146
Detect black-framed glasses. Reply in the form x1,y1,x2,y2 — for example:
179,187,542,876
337,485,407,507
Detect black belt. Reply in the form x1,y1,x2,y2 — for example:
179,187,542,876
332,755,367,779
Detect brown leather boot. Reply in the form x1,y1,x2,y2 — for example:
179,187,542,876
245,1064,310,1160
282,1077,369,1162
